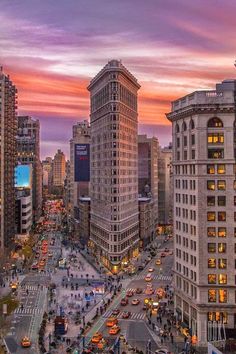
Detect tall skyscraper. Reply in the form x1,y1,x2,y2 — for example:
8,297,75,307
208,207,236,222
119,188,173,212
138,134,159,228
158,143,173,226
88,60,140,273
167,79,236,345
0,67,17,250
42,157,53,190
17,116,42,221
52,149,66,188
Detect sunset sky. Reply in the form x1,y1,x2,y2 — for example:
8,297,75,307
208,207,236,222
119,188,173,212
1,0,236,158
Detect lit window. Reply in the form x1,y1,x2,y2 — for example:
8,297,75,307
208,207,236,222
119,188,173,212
207,133,224,144
208,312,228,324
208,274,216,284
208,117,223,128
217,164,225,174
207,181,215,190
218,259,227,269
207,196,215,206
207,227,216,237
218,274,227,284
218,228,226,237
208,289,217,302
208,149,224,159
208,258,216,268
208,243,216,253
207,165,215,174
218,243,226,253
207,212,216,221
217,180,226,190
219,289,227,303
218,212,226,222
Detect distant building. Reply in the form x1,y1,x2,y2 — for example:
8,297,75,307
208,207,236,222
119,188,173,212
64,160,71,211
78,197,91,246
42,157,53,188
138,197,155,248
158,143,173,225
0,67,17,250
52,149,66,189
88,60,140,273
17,116,42,221
138,134,159,230
69,120,91,225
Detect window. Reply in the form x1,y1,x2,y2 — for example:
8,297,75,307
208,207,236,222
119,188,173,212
208,149,224,159
208,289,217,302
207,133,224,144
218,228,226,237
183,151,187,160
177,137,180,148
217,180,226,190
184,136,187,146
208,117,223,128
208,274,216,284
208,312,227,324
176,124,180,133
190,120,195,130
218,196,226,206
208,258,216,268
191,150,195,159
182,122,187,131
217,164,225,174
208,227,216,237
218,243,226,253
207,196,215,206
219,289,227,303
207,212,216,221
207,165,215,174
218,259,227,269
208,243,216,253
218,274,227,284
207,181,215,190
218,212,226,222
191,134,195,145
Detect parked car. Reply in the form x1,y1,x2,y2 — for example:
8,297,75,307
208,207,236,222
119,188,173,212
120,298,128,306
132,299,140,305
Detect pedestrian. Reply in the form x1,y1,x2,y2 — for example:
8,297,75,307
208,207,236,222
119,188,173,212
160,334,164,344
170,332,174,344
152,322,155,331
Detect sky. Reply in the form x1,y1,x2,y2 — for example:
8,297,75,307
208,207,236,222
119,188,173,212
1,0,236,158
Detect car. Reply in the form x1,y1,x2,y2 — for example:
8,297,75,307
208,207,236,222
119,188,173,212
91,332,103,344
164,248,169,252
109,325,121,335
120,298,128,306
106,317,118,327
138,265,144,271
145,274,152,282
156,259,161,265
112,309,120,316
39,260,45,267
146,256,152,262
145,287,154,295
135,288,142,294
148,267,154,272
122,311,131,319
132,299,140,305
161,252,166,258
21,336,31,348
31,264,38,270
48,252,53,257
126,290,134,297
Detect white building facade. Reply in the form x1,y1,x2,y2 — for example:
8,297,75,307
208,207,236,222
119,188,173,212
88,60,140,273
167,80,236,345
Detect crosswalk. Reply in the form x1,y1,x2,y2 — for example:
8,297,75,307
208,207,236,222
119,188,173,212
135,274,172,281
14,307,41,315
102,309,146,321
22,285,39,291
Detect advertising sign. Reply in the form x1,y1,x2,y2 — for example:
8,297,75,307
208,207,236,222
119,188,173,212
74,144,90,182
15,165,31,188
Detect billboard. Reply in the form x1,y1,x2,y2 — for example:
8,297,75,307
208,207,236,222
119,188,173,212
15,165,31,188
74,144,90,182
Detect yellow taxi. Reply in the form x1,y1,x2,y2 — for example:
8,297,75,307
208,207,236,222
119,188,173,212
21,336,31,348
145,273,152,282
109,325,121,335
39,260,45,267
91,332,103,344
106,317,118,327
156,259,161,265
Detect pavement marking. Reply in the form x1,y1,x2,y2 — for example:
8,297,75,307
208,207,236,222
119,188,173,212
102,310,146,321
14,307,41,314
134,274,172,281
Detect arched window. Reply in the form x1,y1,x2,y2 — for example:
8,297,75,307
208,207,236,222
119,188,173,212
176,123,180,133
208,117,223,128
182,121,187,131
190,119,195,130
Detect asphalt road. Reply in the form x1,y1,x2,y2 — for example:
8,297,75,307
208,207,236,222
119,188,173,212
84,236,174,352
